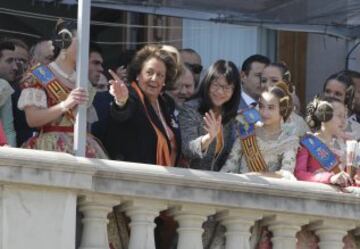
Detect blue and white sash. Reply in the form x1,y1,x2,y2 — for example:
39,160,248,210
300,134,339,172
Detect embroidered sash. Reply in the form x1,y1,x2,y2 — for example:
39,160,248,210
300,134,340,173
237,108,261,138
131,82,171,167
31,64,74,122
237,108,267,172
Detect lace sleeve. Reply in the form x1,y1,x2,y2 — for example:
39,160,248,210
18,88,47,110
280,136,299,173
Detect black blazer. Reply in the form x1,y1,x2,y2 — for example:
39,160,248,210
104,87,180,165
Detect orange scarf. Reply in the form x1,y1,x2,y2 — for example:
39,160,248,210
131,82,172,166
215,126,224,156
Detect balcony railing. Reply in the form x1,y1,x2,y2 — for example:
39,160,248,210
0,147,359,249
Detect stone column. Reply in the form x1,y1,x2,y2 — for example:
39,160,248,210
262,214,309,249
216,209,262,249
122,199,166,249
309,219,356,249
78,195,119,249
169,204,215,249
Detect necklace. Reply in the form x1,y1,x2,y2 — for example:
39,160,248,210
49,62,76,83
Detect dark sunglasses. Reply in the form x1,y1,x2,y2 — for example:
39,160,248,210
185,62,203,74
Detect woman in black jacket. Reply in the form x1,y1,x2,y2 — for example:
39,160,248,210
105,45,180,166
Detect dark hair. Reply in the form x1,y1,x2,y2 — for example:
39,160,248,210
341,69,360,80
266,82,293,122
0,40,15,58
179,48,200,55
241,54,270,75
305,96,342,130
197,60,240,124
5,38,29,51
322,71,353,106
89,42,103,55
52,19,77,55
127,45,177,90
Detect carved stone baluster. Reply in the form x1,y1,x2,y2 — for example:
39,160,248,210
216,209,262,249
79,195,119,249
122,199,166,249
263,214,309,249
309,219,356,249
169,204,215,249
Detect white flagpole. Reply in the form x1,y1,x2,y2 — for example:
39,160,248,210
74,0,91,157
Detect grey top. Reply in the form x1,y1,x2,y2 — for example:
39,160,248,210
178,99,235,171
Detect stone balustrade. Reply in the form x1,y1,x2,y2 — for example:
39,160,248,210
0,147,359,249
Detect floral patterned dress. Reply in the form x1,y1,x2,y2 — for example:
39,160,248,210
17,63,107,158
221,125,299,178
285,112,309,137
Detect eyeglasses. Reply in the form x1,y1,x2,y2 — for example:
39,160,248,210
211,82,234,94
185,62,203,74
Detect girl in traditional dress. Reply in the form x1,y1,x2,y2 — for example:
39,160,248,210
295,96,358,249
261,62,309,137
221,82,298,178
203,82,298,249
17,20,106,158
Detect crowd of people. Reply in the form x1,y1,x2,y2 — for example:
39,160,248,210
1,19,360,248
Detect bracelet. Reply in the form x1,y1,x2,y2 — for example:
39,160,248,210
59,101,69,113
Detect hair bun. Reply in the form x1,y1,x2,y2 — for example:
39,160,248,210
269,81,293,122
52,19,75,50
274,81,290,95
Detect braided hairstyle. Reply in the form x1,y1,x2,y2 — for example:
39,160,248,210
267,81,293,122
305,96,341,131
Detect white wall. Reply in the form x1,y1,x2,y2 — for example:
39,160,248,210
305,34,348,103
182,19,275,70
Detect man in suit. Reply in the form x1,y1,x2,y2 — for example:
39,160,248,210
239,54,270,110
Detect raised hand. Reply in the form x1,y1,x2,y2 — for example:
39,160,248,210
108,69,129,106
62,87,88,110
116,65,127,82
203,110,222,140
